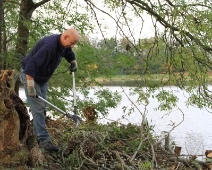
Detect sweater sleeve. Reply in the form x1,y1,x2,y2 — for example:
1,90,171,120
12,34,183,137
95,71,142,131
64,47,76,63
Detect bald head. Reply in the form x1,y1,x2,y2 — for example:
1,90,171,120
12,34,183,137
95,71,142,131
60,27,80,48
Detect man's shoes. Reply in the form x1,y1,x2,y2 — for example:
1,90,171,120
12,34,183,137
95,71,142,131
39,141,59,152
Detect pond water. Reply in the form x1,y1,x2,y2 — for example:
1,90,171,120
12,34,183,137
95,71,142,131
19,85,212,161
96,86,212,161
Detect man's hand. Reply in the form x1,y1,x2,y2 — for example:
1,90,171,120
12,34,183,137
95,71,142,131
27,79,36,97
70,60,78,72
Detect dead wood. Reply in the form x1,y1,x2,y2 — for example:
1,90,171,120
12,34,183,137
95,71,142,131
170,156,211,169
0,70,30,168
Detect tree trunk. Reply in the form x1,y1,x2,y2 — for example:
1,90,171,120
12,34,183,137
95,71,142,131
15,0,51,60
15,0,34,59
0,0,3,70
0,70,30,169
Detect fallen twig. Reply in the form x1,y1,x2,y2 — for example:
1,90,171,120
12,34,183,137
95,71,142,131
114,151,131,170
131,136,149,161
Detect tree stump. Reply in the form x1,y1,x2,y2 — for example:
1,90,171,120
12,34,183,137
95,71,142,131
0,70,30,169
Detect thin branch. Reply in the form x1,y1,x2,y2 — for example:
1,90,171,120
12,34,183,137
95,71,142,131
114,151,131,170
156,107,185,145
120,86,144,116
131,136,149,161
33,0,51,9
149,138,158,169
126,0,212,53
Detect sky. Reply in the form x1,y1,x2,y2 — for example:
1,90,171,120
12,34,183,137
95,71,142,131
83,2,164,40
89,13,160,39
47,0,164,41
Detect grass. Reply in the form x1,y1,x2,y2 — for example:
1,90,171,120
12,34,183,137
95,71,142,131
95,72,212,87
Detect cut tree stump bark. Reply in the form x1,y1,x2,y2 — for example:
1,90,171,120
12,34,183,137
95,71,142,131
174,146,182,156
0,70,30,169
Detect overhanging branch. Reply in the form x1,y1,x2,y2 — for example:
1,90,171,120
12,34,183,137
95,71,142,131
126,0,212,53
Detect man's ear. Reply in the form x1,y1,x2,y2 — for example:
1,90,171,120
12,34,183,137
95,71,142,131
64,34,69,40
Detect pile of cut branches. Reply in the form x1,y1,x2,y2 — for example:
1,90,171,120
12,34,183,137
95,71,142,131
27,117,210,170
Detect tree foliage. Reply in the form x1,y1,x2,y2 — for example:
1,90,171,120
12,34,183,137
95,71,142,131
82,0,212,110
0,0,211,115
0,0,92,70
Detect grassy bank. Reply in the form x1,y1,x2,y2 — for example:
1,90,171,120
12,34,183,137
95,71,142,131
95,72,212,87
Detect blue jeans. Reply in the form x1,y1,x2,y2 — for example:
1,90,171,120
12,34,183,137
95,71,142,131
20,70,51,143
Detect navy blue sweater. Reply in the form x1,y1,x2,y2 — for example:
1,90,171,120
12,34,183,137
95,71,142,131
21,34,76,84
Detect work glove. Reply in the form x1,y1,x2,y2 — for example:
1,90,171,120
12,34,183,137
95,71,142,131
70,60,78,72
27,79,36,97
